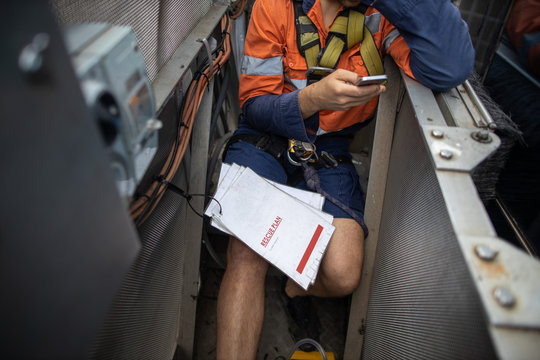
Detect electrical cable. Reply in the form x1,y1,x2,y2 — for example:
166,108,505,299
209,63,231,144
130,13,232,224
201,131,235,269
206,131,234,198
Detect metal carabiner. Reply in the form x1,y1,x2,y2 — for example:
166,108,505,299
287,139,317,166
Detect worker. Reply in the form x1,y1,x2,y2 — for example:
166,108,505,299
217,0,475,358
505,0,540,77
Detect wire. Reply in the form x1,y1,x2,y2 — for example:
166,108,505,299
157,176,223,217
130,13,232,224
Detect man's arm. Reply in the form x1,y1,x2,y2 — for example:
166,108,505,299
374,0,475,91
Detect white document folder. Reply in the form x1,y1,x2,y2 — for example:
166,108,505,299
205,163,335,289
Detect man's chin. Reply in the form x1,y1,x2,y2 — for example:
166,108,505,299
339,0,364,7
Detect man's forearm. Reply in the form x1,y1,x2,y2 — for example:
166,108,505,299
375,0,475,91
298,84,320,119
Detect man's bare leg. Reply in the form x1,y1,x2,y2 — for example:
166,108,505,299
286,218,364,298
217,237,269,360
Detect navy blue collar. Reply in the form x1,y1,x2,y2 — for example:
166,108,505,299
302,0,315,14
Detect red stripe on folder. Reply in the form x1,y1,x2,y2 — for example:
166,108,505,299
296,225,324,274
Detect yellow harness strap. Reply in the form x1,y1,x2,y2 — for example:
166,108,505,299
293,1,384,77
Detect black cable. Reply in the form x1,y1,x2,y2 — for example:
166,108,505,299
209,63,231,144
132,13,231,225
206,132,234,199
158,177,223,218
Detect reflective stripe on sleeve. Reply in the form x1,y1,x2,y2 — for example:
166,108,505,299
241,55,284,76
288,77,307,90
365,12,382,35
382,28,400,52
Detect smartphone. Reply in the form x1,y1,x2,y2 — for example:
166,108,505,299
305,66,334,77
355,74,388,86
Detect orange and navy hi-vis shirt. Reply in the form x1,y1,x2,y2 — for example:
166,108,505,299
239,0,413,135
238,0,475,141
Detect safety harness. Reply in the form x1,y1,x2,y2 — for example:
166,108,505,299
293,0,384,82
224,0,382,232
223,135,369,234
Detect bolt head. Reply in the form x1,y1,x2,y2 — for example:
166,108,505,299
475,244,498,261
493,287,516,308
439,149,453,160
18,33,50,74
431,129,444,139
471,130,493,143
147,119,163,131
19,47,42,73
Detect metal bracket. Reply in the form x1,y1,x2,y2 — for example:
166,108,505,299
458,235,540,329
422,125,501,172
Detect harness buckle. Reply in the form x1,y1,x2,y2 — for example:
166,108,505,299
287,139,317,166
319,151,338,169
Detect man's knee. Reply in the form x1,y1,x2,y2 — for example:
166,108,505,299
225,237,269,281
319,218,364,296
321,261,362,296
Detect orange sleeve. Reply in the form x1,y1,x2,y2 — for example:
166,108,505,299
238,0,289,107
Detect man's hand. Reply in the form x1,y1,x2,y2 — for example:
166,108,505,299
298,68,386,119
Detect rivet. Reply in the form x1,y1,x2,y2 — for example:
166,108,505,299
475,244,498,261
431,129,444,139
439,149,453,160
493,287,516,308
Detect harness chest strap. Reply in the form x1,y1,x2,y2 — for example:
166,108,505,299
293,0,384,77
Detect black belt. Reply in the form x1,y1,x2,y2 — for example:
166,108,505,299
224,133,352,170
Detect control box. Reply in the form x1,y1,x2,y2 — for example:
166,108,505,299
64,24,160,199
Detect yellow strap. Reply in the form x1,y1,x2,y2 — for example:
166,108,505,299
359,26,384,75
298,15,312,25
296,4,383,77
318,37,345,68
330,15,348,35
347,10,364,48
304,44,320,68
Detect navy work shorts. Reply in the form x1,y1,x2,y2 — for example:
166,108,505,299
223,135,367,235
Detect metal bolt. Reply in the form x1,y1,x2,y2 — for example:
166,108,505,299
471,130,492,143
493,287,516,308
18,33,50,74
431,129,444,139
475,244,498,261
439,149,453,160
147,118,163,131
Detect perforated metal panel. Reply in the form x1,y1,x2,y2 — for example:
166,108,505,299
89,156,190,360
362,97,497,359
51,0,212,81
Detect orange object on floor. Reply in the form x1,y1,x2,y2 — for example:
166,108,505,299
291,350,335,360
